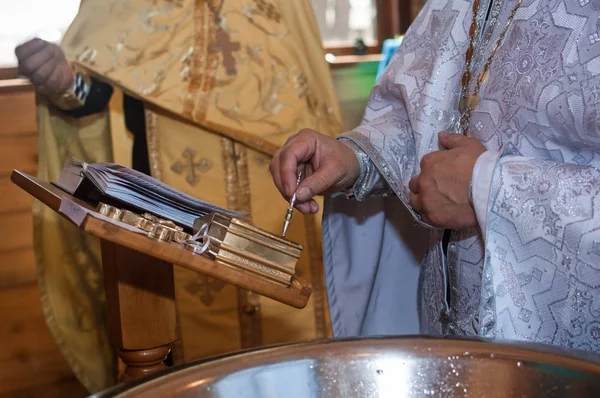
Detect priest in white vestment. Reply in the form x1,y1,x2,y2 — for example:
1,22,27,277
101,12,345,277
270,0,600,353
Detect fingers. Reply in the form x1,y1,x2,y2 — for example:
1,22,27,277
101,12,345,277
409,191,422,214
270,130,317,199
295,166,337,202
38,66,73,96
409,192,436,225
279,130,318,197
29,55,57,86
269,152,285,198
270,129,346,204
438,131,475,150
295,199,319,214
15,38,46,61
15,40,73,95
18,44,54,78
409,175,420,195
270,153,319,214
304,163,314,178
282,132,299,147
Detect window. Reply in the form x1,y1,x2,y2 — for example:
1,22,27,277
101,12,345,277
0,0,81,67
310,0,379,48
310,0,419,56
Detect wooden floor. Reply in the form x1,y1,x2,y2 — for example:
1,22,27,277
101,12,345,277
0,284,88,398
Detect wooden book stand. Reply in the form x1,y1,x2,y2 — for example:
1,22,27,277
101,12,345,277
11,170,311,381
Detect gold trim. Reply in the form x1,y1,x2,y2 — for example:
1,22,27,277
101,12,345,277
230,218,303,250
184,0,218,122
303,214,329,339
221,138,239,209
145,109,163,180
221,137,263,348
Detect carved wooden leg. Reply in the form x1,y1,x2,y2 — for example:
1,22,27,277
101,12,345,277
101,240,178,381
118,346,171,380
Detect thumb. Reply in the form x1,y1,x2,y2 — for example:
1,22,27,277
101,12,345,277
438,131,473,150
296,167,339,202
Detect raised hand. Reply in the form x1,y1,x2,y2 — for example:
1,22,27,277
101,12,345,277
270,129,360,214
15,38,74,96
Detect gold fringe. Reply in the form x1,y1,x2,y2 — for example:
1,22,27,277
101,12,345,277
145,109,163,180
303,214,329,339
221,137,263,348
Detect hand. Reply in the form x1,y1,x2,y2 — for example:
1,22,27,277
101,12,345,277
409,131,486,229
270,129,361,214
15,38,74,96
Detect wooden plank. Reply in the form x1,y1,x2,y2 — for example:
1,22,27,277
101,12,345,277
0,298,59,363
0,284,80,395
0,135,38,175
0,176,33,214
11,171,69,213
0,67,18,81
0,211,33,252
0,89,36,137
0,248,36,288
102,241,177,350
0,377,88,398
102,240,176,379
0,284,48,348
0,79,33,94
0,350,82,396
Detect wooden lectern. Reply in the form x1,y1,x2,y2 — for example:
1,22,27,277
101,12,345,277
11,170,312,381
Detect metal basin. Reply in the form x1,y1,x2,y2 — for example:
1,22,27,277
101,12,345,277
93,337,600,397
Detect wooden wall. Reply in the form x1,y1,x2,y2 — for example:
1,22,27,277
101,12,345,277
0,79,88,398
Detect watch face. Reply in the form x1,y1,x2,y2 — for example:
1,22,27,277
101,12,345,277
73,72,90,102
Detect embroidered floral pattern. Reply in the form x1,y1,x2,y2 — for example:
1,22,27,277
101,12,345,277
252,0,282,23
338,0,600,352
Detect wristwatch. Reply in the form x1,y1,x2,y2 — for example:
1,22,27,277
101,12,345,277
49,68,92,111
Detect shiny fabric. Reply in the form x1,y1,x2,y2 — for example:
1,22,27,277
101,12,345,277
34,0,343,392
324,0,600,354
61,0,342,155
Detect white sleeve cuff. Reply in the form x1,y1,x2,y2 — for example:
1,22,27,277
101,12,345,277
472,149,502,240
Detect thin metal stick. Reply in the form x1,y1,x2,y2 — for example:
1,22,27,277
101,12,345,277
281,171,303,238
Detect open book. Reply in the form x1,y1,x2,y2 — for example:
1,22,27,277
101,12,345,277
53,158,303,287
54,158,246,230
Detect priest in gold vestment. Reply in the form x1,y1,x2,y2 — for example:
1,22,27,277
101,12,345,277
17,0,342,392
